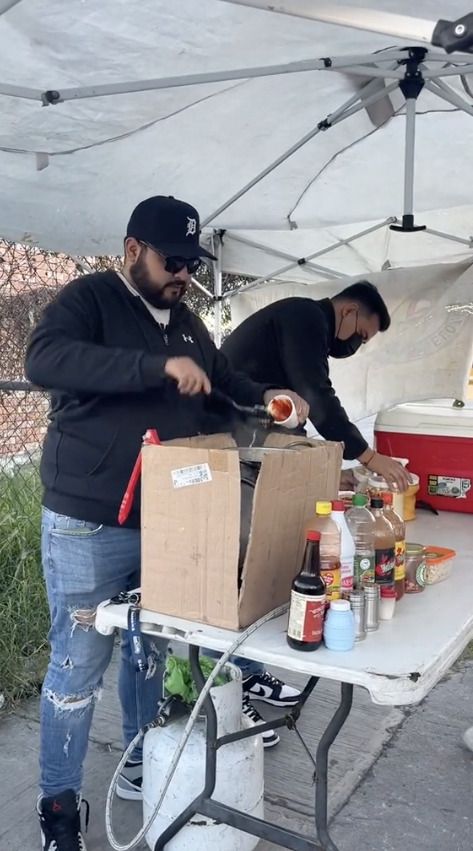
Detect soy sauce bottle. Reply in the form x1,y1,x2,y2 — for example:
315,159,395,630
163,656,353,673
287,531,326,651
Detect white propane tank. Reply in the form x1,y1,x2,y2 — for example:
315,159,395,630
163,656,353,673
142,663,264,851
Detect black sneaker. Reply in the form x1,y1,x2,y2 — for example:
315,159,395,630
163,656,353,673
116,760,142,801
243,671,301,707
38,789,89,851
242,693,280,748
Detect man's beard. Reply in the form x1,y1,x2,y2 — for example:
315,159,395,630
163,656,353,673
129,254,186,309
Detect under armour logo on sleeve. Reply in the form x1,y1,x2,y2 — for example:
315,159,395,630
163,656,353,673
182,333,194,344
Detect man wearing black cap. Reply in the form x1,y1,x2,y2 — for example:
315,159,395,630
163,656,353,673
26,196,308,850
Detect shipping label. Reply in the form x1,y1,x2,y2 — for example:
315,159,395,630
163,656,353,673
171,463,212,489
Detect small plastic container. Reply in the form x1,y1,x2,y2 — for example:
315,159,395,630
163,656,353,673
323,599,355,651
423,546,456,585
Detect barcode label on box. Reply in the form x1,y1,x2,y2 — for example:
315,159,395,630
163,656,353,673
171,463,212,489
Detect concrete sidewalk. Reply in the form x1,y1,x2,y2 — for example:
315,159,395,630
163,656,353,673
0,652,471,851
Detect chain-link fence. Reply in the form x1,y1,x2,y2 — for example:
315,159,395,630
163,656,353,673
0,240,244,704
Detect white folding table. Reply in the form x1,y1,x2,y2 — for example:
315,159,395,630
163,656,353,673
95,511,473,851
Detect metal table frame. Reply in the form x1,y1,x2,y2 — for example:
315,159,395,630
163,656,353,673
153,644,353,851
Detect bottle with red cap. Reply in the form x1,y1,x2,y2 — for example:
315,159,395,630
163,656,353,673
331,500,355,594
287,531,326,651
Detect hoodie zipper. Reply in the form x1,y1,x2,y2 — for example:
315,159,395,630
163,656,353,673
159,324,169,346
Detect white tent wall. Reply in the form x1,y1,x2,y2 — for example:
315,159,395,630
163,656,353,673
230,260,473,421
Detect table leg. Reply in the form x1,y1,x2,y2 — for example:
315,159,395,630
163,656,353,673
315,682,354,851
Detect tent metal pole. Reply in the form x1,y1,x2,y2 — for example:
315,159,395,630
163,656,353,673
225,233,344,276
0,0,23,15
220,1,473,56
423,78,473,117
0,82,42,100
212,231,224,347
38,52,404,106
191,278,214,299
225,262,342,295
403,97,416,219
220,1,437,43
423,228,473,248
202,77,399,228
390,48,427,233
224,219,393,297
426,63,473,77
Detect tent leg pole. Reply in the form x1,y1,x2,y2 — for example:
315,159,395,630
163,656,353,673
213,231,224,347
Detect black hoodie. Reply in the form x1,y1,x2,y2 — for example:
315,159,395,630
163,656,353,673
222,297,368,460
25,271,268,527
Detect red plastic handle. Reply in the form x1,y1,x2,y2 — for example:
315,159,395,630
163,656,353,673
118,429,161,525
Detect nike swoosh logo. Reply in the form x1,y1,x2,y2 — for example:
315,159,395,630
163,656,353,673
249,684,275,699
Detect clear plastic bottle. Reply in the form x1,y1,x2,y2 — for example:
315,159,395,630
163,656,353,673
306,501,341,602
345,493,376,588
370,497,396,603
382,492,406,601
331,500,355,594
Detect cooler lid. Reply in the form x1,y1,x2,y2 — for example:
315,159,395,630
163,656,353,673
374,399,473,438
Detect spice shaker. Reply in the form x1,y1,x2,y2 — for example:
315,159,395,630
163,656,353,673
364,585,380,632
348,589,366,642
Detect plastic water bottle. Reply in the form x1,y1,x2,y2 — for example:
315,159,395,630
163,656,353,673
331,501,355,594
345,494,375,588
323,600,355,651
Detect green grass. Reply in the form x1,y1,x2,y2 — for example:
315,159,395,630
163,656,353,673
0,466,49,706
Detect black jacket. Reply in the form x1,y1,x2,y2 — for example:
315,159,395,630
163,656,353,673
25,271,268,527
222,297,368,460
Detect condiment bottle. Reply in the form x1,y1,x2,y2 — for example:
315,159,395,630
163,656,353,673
345,493,375,588
331,500,355,594
287,531,326,651
370,497,396,597
382,492,406,601
306,501,341,603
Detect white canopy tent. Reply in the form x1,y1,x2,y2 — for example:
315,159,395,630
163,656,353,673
1,0,473,410
1,0,473,256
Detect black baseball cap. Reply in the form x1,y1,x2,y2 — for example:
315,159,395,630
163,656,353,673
126,195,216,260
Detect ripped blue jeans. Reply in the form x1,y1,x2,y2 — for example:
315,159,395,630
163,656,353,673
39,507,167,797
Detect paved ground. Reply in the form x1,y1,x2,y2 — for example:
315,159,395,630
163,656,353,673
1,649,472,851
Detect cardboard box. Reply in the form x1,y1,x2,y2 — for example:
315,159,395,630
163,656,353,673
141,434,342,630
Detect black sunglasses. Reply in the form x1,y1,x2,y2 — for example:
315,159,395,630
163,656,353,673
140,241,202,275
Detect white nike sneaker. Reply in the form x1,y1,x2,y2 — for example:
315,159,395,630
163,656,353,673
243,671,301,707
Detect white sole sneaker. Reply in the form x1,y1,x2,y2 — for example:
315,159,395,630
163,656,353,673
116,775,142,801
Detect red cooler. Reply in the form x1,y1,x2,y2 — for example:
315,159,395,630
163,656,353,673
374,400,473,515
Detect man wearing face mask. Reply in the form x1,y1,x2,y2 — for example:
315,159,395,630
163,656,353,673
222,282,410,492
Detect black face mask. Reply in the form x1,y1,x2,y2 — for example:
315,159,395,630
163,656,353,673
329,334,363,359
329,310,364,359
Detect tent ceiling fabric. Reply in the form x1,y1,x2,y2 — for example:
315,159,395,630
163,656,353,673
0,0,472,263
